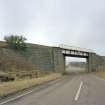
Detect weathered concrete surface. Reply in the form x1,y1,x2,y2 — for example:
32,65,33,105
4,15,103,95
53,47,65,73
0,41,105,73
88,53,105,72
0,44,54,72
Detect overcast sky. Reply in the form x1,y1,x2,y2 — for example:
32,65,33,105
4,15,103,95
0,0,105,56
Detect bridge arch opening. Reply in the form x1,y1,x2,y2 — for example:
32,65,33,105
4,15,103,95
60,47,90,73
53,46,94,73
65,57,87,74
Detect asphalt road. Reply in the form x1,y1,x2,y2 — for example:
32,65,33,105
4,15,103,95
1,73,105,105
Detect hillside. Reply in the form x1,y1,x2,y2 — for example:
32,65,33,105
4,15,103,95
0,41,54,80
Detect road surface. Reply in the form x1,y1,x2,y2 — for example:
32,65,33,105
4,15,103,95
0,73,105,105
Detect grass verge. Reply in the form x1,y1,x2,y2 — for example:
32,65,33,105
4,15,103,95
0,73,62,97
94,71,105,79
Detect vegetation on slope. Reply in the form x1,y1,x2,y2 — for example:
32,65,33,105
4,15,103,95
0,35,53,81
0,73,62,97
4,35,27,50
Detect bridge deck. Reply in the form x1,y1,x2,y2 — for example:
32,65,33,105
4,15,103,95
59,44,94,53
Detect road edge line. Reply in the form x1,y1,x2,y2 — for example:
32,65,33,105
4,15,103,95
0,76,65,105
0,90,35,105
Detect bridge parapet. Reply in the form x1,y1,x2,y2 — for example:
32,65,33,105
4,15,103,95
59,44,94,53
61,48,89,58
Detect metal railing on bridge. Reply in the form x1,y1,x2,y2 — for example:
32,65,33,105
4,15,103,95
59,44,94,53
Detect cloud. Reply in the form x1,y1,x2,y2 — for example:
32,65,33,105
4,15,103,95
0,0,105,55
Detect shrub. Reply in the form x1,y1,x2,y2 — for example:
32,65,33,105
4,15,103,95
4,35,27,50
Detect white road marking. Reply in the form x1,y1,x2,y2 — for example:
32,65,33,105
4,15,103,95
75,81,83,101
0,90,34,105
0,77,64,105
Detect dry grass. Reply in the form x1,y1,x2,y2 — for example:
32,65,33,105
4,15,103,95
94,71,105,79
0,73,62,97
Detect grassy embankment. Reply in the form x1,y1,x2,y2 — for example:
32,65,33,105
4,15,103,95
94,71,105,79
0,73,62,98
0,42,62,97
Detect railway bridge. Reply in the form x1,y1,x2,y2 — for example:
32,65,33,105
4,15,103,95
53,44,104,73
0,41,104,73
